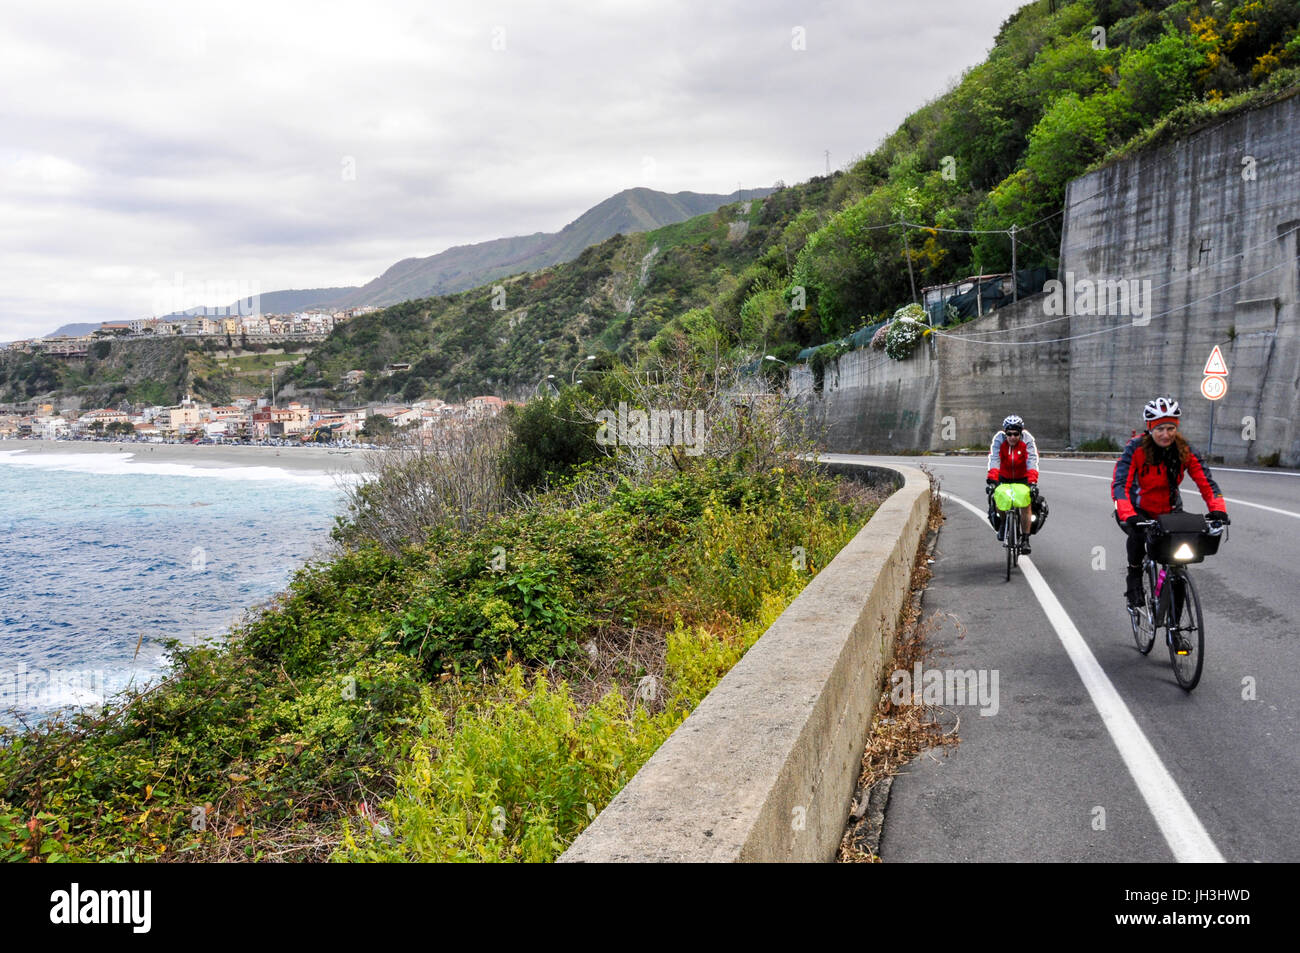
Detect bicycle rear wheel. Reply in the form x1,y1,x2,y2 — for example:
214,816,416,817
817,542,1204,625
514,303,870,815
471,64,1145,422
1167,573,1205,691
1131,562,1157,654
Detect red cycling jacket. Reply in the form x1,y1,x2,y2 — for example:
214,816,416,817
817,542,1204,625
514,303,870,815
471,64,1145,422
1111,436,1225,520
986,429,1039,483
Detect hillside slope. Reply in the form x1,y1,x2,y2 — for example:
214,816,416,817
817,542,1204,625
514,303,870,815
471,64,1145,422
296,0,1300,407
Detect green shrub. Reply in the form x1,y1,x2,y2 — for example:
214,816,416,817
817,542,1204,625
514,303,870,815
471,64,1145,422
501,390,605,492
1077,435,1121,452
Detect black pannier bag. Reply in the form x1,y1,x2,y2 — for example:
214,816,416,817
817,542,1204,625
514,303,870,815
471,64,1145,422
1149,510,1218,564
1030,494,1049,534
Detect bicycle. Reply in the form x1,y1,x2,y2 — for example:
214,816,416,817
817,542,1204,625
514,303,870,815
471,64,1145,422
1127,512,1229,692
988,483,1034,581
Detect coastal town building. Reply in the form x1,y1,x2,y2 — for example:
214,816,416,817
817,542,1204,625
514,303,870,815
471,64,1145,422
250,402,312,438
42,336,91,357
76,409,130,432
375,405,419,427
167,404,204,435
34,416,70,439
466,395,506,417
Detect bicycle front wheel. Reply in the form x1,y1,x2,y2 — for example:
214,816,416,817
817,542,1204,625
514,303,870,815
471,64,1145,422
1167,573,1205,691
1005,516,1014,581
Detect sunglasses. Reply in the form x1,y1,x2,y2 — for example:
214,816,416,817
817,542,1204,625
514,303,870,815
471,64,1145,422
1006,430,1022,437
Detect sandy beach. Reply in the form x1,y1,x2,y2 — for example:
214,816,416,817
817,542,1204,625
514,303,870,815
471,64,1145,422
0,438,374,475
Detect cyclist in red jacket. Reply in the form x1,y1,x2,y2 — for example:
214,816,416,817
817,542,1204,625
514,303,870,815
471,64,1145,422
986,414,1040,553
1112,396,1229,606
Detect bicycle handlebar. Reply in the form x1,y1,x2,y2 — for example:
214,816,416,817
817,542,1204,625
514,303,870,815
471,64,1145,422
1133,515,1230,532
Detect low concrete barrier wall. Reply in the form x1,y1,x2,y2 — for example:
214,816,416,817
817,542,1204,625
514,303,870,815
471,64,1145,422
560,461,931,862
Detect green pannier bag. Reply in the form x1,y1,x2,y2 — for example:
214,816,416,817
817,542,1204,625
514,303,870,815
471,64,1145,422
993,482,1031,512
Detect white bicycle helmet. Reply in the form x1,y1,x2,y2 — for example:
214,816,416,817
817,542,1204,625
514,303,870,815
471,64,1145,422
1142,396,1181,423
1001,414,1025,431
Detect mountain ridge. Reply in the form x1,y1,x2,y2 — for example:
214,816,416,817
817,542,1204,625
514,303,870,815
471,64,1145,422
30,187,770,339
330,186,773,309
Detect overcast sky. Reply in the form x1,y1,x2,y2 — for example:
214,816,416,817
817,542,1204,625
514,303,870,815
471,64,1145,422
0,0,1028,339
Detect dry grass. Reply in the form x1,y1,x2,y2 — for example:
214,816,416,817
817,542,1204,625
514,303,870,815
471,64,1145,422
558,623,672,714
334,414,518,553
839,469,959,863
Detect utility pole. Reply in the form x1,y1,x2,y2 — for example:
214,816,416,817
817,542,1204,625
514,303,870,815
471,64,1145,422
1010,224,1018,302
901,218,918,305
824,150,830,175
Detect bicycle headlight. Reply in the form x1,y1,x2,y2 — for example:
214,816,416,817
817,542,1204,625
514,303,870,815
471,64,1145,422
1172,542,1196,561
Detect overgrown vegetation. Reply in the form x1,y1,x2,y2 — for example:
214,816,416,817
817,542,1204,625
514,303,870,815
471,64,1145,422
1,350,882,862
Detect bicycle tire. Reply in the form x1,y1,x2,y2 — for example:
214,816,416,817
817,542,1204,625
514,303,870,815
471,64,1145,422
1131,561,1157,654
1005,514,1014,581
1167,573,1205,691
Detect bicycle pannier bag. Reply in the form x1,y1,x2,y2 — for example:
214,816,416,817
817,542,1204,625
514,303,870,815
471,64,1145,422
1030,495,1049,534
1150,511,1215,564
993,483,1031,512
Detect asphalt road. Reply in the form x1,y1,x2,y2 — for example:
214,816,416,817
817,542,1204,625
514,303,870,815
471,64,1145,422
824,453,1300,863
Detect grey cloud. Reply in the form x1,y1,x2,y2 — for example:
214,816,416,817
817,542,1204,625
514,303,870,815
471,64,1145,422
0,0,1026,339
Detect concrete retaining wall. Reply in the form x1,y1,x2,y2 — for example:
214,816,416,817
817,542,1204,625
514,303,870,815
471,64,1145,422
791,295,1071,453
560,462,930,863
932,295,1071,449
791,346,939,453
1063,90,1300,464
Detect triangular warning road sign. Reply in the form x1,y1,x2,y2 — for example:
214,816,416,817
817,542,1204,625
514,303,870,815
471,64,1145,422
1204,345,1228,376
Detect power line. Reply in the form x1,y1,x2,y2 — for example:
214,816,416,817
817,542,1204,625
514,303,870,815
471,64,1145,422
931,257,1290,347
952,223,1300,339
898,220,1011,235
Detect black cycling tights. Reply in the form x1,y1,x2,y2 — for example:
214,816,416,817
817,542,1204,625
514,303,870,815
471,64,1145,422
1116,514,1148,568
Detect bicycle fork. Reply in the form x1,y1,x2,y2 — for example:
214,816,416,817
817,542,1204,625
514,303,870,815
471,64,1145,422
1160,576,1190,654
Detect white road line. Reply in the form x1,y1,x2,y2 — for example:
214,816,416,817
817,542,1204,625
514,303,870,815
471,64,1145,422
940,489,1226,864
850,459,1114,480
1223,498,1300,520
1216,466,1300,477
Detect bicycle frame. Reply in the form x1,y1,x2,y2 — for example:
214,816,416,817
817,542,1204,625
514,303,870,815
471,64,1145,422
1129,516,1227,691
989,483,1033,581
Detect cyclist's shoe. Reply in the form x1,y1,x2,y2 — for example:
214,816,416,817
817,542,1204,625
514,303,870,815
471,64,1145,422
1172,633,1192,655
1020,540,1031,554
1125,568,1144,608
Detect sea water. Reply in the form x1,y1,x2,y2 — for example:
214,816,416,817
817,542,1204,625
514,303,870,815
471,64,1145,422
0,449,346,727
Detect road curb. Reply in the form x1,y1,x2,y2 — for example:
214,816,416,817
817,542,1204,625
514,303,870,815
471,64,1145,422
559,461,932,863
